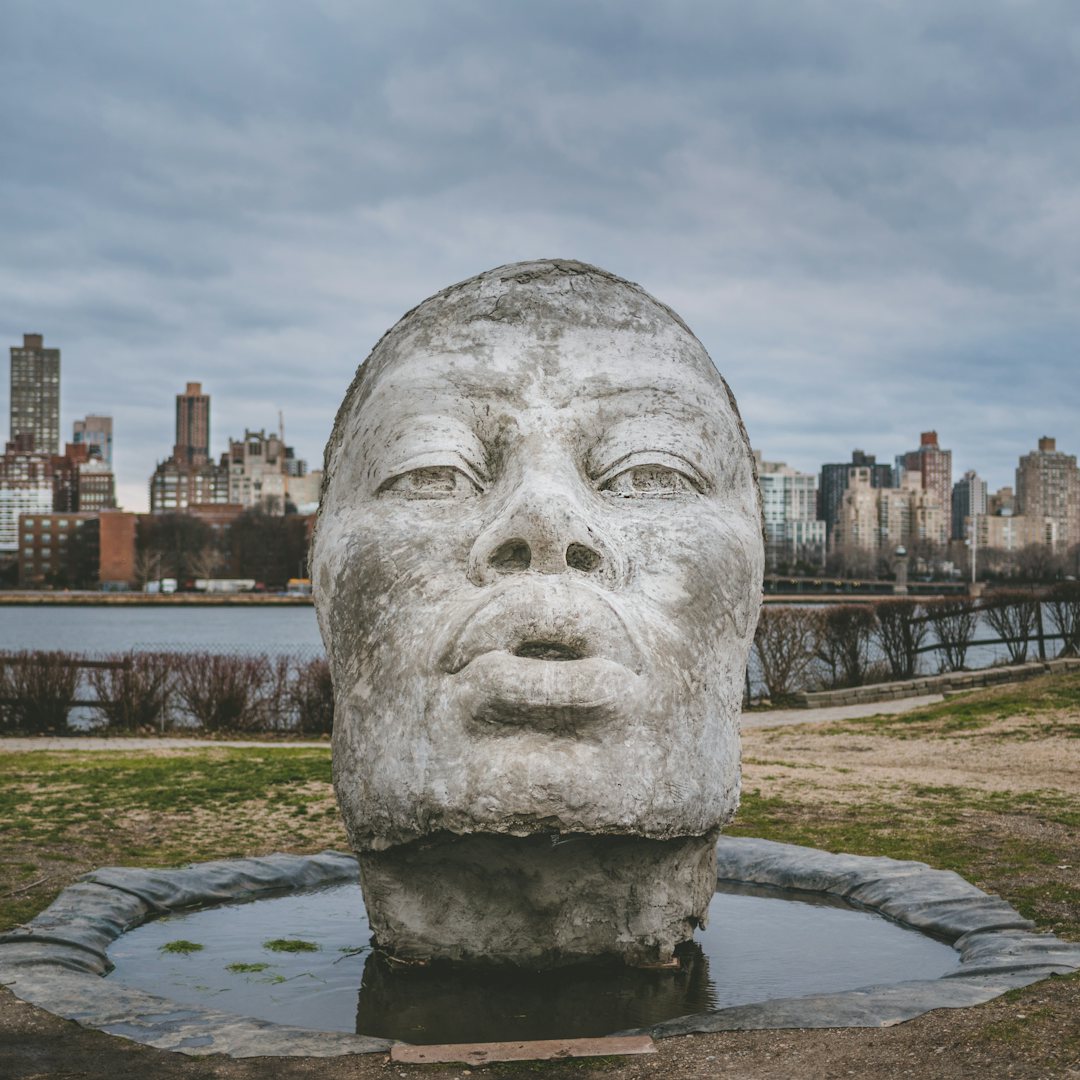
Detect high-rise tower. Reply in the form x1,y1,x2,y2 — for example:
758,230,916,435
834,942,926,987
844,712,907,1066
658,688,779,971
9,334,60,455
899,431,952,544
951,470,988,541
173,381,210,465
1016,437,1080,552
819,450,893,543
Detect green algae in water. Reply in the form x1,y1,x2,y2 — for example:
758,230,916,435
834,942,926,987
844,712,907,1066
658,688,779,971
263,938,319,953
159,939,203,954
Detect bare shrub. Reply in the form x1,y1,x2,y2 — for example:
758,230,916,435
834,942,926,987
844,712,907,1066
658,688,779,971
925,597,979,671
981,591,1039,664
261,655,294,732
815,605,877,689
90,653,175,732
874,600,928,680
290,657,334,735
1046,581,1080,656
753,606,821,701
2,650,79,734
0,659,12,732
174,653,271,732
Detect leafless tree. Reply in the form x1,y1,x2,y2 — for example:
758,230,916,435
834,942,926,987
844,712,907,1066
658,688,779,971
753,606,822,700
925,597,979,671
874,599,927,679
90,653,176,732
1046,582,1080,656
815,605,877,688
982,590,1039,664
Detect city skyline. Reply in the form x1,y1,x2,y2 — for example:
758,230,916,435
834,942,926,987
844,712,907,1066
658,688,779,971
1,345,1075,515
3,5,1078,512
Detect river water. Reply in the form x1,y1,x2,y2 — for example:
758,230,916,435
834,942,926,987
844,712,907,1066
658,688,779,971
0,602,1063,687
0,605,324,658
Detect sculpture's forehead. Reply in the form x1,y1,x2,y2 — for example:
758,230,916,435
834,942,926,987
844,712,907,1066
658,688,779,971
356,315,730,418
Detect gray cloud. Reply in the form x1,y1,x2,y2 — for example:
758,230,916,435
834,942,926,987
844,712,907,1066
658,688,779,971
1,0,1078,510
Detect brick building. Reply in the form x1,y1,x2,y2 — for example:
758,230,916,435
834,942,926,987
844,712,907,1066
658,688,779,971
16,510,135,588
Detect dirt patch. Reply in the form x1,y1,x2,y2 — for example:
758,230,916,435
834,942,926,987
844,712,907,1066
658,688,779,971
2,976,1078,1079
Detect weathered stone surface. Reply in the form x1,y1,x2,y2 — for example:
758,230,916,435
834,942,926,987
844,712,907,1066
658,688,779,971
358,831,719,966
634,970,1073,1036
312,259,765,964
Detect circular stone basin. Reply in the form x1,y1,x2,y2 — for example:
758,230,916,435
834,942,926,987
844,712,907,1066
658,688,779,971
3,838,1079,1059
104,880,959,1044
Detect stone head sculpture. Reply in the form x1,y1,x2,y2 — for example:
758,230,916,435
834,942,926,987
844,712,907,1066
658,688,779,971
313,260,763,967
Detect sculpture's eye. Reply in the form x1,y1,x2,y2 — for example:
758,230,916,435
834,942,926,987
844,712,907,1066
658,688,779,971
379,466,481,500
600,463,702,498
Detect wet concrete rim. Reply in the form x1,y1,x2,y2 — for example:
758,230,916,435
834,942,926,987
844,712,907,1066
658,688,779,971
0,838,1077,1058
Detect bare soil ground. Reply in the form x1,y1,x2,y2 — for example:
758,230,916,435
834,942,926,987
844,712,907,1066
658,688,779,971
1,673,1078,1079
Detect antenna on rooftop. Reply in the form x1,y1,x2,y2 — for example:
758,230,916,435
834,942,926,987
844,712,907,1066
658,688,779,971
279,410,289,499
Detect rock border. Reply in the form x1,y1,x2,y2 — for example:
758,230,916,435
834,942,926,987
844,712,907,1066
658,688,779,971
1,839,1077,1057
790,656,1080,709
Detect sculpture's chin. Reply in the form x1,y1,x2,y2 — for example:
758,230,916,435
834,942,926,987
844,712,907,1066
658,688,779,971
356,830,721,969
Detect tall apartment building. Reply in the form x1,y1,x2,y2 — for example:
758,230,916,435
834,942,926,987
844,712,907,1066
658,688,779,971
898,431,952,544
150,382,230,512
9,334,60,456
951,470,988,540
174,382,210,465
73,415,113,467
0,436,53,551
832,470,945,556
830,467,882,552
819,450,893,542
1015,437,1080,552
755,454,826,568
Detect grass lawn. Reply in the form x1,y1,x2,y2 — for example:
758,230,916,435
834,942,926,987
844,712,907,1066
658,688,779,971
0,747,346,930
0,670,1077,1077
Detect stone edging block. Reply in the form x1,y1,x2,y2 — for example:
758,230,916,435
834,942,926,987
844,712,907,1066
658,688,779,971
792,656,1080,709
1,839,1077,1057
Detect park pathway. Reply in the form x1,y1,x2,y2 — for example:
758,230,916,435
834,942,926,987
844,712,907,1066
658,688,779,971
0,693,946,750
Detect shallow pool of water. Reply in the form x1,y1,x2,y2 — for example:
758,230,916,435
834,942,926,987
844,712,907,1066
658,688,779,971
106,881,959,1043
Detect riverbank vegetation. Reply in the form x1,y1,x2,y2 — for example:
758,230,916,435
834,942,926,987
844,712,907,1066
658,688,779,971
0,650,332,735
753,583,1080,702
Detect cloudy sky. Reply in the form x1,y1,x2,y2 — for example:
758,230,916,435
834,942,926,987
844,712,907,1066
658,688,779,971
2,1,1077,511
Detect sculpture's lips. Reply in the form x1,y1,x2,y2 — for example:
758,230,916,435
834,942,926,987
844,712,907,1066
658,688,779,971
438,579,642,677
458,651,635,731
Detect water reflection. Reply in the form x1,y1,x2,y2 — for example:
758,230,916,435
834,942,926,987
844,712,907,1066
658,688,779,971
355,942,713,1043
105,882,960,1039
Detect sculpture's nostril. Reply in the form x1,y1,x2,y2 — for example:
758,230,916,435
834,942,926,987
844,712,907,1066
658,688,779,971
566,543,601,572
489,539,531,572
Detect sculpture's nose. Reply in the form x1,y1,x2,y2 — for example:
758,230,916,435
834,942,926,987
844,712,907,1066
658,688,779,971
467,467,621,588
